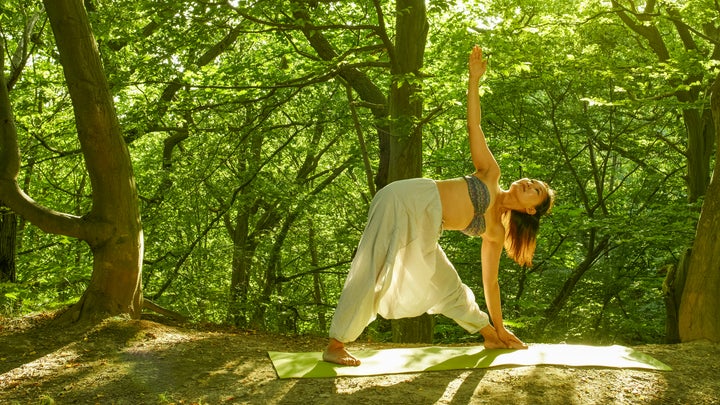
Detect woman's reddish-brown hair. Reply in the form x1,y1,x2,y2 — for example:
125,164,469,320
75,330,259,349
503,182,555,267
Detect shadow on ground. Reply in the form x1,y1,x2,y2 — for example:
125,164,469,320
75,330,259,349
1,314,718,404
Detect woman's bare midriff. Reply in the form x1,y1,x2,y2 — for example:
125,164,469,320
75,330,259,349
434,178,476,231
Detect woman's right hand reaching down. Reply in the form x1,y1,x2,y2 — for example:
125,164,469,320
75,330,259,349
497,327,529,350
480,325,529,350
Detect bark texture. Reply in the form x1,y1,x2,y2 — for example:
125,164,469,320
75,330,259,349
678,73,720,342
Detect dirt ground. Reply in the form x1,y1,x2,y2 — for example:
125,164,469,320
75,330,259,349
0,313,718,405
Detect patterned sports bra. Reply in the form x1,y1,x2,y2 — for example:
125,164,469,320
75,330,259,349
461,175,490,237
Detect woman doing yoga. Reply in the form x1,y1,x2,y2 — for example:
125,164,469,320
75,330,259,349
323,45,555,366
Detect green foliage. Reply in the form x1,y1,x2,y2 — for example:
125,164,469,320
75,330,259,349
2,0,717,345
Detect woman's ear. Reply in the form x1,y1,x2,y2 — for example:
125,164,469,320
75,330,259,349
526,207,536,215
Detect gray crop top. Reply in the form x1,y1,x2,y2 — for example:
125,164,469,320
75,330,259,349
461,175,490,237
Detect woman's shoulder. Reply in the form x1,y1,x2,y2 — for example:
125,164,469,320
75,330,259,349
435,171,499,185
468,169,500,186
434,176,465,184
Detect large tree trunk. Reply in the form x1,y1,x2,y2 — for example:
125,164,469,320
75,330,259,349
678,74,720,342
682,104,715,203
0,0,143,324
388,0,431,344
386,0,427,182
46,0,143,323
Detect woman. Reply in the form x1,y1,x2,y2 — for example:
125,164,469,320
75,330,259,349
324,45,555,366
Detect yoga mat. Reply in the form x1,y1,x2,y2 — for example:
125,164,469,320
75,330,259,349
268,343,671,379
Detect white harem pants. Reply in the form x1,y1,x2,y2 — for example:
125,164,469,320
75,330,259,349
329,178,490,343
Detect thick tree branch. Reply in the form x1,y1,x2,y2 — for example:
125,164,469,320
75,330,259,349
290,5,387,118
6,8,45,90
1,38,92,241
372,0,395,64
610,0,670,61
0,43,21,180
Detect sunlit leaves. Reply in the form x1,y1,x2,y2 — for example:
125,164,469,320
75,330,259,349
2,0,715,344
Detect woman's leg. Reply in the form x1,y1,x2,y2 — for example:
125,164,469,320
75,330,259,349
324,187,402,365
428,247,490,334
324,179,442,365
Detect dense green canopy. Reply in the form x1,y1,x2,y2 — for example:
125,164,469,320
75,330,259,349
1,0,718,344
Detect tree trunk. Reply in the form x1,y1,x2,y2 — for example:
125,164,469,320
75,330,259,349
682,105,715,203
0,0,143,324
388,0,431,344
386,0,427,183
46,0,143,323
226,197,280,327
678,74,720,342
227,207,254,327
308,220,327,332
392,314,434,344
662,248,691,343
0,202,16,283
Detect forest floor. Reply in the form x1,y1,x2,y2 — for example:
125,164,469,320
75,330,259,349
0,313,718,405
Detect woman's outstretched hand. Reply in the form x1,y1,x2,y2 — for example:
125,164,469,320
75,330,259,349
469,45,488,80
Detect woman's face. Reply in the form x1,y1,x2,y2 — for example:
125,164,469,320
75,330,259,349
510,178,547,210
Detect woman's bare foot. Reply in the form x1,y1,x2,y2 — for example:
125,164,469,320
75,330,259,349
323,338,361,366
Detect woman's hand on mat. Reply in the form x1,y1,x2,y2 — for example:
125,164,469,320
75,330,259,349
479,325,506,349
497,327,528,350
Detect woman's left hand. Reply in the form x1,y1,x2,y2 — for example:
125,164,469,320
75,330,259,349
469,45,488,80
497,327,529,349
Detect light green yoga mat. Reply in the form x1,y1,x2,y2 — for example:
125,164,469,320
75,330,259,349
268,344,671,379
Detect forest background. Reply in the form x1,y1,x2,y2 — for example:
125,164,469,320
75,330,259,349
1,0,718,348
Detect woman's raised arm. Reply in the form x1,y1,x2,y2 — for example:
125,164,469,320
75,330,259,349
467,46,500,177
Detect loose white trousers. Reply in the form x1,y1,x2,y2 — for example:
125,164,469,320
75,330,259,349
329,178,490,343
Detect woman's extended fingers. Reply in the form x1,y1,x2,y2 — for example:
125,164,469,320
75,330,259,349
469,45,487,77
498,328,529,350
507,338,529,350
473,45,482,57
